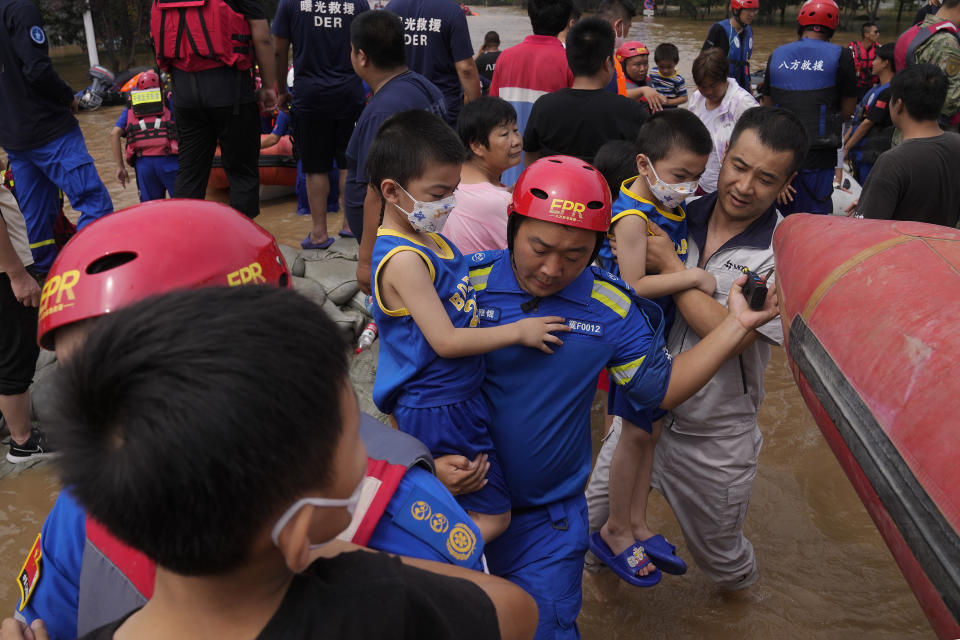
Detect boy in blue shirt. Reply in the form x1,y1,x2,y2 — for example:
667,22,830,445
366,110,569,542
591,109,715,585
648,43,688,108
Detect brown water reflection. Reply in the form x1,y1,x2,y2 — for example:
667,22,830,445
0,10,933,637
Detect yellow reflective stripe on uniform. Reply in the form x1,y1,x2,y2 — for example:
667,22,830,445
608,355,647,386
28,238,56,249
468,265,493,291
591,280,631,318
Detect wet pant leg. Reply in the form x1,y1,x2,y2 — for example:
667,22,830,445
4,155,59,272
295,160,310,215
216,103,260,218
651,424,763,589
485,495,588,640
344,204,364,242
7,127,113,270
174,104,260,217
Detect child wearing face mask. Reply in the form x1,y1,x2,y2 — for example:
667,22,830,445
588,109,717,585
30,285,538,640
367,110,570,544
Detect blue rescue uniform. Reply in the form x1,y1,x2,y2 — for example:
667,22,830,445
469,250,672,639
597,178,687,431
0,0,113,272
371,229,509,515
763,38,858,214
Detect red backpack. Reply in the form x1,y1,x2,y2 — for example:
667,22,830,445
894,20,960,72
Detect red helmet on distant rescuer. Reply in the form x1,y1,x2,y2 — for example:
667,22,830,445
730,0,759,11
37,200,290,349
150,0,254,73
136,70,161,91
797,0,839,31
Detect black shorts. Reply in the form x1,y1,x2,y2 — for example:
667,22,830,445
0,272,40,396
292,110,360,174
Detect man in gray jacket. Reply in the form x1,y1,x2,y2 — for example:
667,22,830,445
586,107,808,589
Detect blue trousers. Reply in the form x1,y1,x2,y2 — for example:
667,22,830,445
6,126,113,272
134,155,178,202
486,494,588,639
779,168,834,216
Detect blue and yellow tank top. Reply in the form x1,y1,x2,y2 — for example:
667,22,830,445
371,229,485,414
597,177,688,328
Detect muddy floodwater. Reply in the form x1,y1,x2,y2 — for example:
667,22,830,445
0,9,935,637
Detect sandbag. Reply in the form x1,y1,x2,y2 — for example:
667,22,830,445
291,275,327,308
294,238,361,305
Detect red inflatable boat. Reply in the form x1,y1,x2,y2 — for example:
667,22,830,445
773,214,960,640
208,134,297,192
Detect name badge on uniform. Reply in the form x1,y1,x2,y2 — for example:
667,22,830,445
567,319,603,336
393,486,482,568
477,307,500,322
16,534,42,611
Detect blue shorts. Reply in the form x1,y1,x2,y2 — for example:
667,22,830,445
607,383,665,433
369,466,485,571
394,395,510,515
779,168,834,215
486,494,588,640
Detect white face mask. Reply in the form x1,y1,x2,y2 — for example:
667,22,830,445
393,183,456,233
270,478,364,551
642,156,699,209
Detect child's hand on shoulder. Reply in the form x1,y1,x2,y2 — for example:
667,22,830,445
514,316,571,354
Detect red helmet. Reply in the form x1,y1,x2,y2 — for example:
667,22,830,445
731,0,759,10
136,70,161,91
615,41,649,63
509,156,611,233
797,0,839,30
37,200,291,349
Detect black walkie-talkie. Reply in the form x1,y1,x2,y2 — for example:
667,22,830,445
740,268,770,311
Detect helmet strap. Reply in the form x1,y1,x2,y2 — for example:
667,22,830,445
732,10,745,29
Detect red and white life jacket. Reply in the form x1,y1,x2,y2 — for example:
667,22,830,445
124,89,178,163
150,0,254,73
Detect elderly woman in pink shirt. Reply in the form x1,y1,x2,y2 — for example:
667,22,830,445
444,97,522,255
687,47,758,194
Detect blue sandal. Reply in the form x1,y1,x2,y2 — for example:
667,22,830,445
637,534,687,575
589,532,661,587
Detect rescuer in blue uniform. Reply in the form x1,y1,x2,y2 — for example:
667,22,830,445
761,0,858,215
463,155,781,638
702,0,758,91
12,200,486,640
0,0,113,273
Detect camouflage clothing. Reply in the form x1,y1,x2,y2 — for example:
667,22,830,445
893,14,960,145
